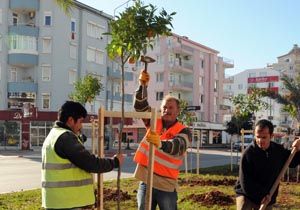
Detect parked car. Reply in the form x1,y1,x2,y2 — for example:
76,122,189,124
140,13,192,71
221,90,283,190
233,137,253,151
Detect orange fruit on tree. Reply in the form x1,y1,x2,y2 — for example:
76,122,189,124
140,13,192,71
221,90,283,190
128,57,135,64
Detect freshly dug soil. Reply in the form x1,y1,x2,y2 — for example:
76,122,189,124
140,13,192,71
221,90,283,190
180,190,234,206
98,188,131,201
178,177,236,186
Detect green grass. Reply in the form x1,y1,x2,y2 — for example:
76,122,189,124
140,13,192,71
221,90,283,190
0,165,299,210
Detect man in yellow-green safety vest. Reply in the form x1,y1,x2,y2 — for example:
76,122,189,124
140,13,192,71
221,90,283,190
42,101,124,209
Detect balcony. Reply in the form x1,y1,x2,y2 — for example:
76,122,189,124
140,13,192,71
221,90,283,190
169,62,194,74
222,57,234,68
169,81,193,92
172,44,194,56
7,82,38,93
8,53,38,67
10,0,39,11
124,94,133,102
107,69,134,81
8,35,38,67
9,24,39,37
107,69,121,80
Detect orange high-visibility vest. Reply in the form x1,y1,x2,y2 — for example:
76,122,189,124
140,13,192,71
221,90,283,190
134,119,187,179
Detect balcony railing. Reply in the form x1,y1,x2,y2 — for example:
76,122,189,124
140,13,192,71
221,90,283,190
10,0,39,11
9,24,39,37
7,82,38,93
169,81,193,91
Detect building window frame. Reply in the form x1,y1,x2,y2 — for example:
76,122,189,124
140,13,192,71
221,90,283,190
41,64,51,81
70,42,77,59
44,11,52,26
42,93,50,109
42,37,52,53
156,91,164,101
68,68,77,84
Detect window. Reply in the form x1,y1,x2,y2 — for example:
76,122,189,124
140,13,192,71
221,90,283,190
41,64,51,81
87,21,104,39
200,94,204,103
214,96,217,106
13,13,18,26
87,47,104,64
268,82,275,88
68,69,77,84
42,37,52,53
9,35,37,51
238,84,243,89
0,9,2,24
156,72,164,82
70,43,77,59
71,19,76,40
10,68,17,82
0,64,1,80
214,80,218,92
0,34,2,51
214,113,218,122
44,12,52,26
42,93,50,109
156,92,164,101
249,72,255,77
201,60,204,69
259,71,267,77
214,63,218,72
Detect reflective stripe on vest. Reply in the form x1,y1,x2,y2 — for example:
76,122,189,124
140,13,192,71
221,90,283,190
134,119,187,179
42,162,77,170
41,127,94,209
42,178,93,188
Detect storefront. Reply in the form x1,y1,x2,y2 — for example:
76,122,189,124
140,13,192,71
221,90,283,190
191,121,226,146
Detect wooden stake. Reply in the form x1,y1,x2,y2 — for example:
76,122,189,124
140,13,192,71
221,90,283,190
145,108,157,210
259,148,297,210
97,107,105,210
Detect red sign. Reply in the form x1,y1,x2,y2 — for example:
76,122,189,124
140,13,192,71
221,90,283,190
248,76,279,83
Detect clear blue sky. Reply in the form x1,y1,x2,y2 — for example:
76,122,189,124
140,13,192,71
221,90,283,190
80,0,300,76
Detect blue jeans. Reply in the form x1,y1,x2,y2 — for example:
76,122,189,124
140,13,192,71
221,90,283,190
137,182,177,210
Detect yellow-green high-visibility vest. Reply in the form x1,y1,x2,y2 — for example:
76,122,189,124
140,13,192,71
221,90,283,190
41,127,94,209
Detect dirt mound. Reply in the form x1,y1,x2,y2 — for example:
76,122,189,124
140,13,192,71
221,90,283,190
178,177,236,186
100,188,131,201
181,190,234,206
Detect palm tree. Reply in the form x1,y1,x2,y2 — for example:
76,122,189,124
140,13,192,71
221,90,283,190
267,75,300,132
55,0,74,14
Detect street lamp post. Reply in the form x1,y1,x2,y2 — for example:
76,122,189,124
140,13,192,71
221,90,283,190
113,0,134,19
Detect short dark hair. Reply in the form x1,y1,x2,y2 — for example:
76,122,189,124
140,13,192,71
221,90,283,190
255,119,274,134
58,101,87,123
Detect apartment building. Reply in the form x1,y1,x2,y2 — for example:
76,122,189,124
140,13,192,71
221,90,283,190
0,0,134,150
126,34,234,144
268,44,300,132
223,68,281,124
224,44,300,140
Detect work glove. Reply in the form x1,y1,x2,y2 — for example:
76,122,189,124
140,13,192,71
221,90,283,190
139,70,150,86
146,130,161,148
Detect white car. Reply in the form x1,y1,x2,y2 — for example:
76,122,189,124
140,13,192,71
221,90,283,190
233,138,253,151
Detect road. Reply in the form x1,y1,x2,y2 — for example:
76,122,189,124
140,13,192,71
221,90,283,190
0,148,240,194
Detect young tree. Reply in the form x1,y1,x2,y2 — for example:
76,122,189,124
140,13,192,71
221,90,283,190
227,88,269,137
105,1,175,208
178,99,196,126
69,74,103,105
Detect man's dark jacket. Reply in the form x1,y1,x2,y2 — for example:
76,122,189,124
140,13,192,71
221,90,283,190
235,141,300,205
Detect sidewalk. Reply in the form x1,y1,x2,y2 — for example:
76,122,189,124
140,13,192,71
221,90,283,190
0,146,136,159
